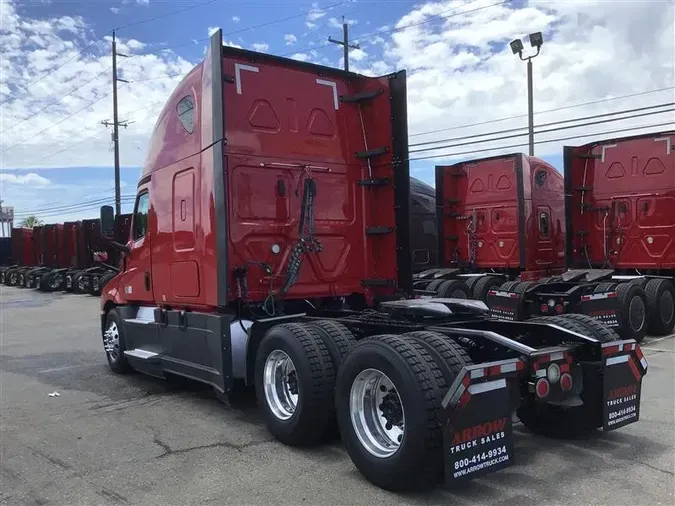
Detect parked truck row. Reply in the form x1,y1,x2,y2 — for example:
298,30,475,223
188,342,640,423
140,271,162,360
91,29,649,492
411,131,675,343
0,215,131,296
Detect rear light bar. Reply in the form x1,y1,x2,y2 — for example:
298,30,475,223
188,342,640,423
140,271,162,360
487,290,519,298
581,291,618,301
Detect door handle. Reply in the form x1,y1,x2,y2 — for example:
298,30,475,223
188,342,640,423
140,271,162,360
144,271,150,291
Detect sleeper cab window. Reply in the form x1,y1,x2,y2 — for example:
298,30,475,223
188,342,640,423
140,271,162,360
539,211,550,236
177,95,195,134
133,192,150,240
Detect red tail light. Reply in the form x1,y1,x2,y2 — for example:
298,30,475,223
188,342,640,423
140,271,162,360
554,304,564,314
535,378,550,398
560,373,573,392
540,304,549,313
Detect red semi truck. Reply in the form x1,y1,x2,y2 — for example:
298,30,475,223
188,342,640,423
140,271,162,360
95,29,648,492
413,153,566,301
0,228,36,285
487,131,675,342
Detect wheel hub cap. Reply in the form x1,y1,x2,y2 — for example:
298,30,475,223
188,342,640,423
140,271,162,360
350,368,405,458
104,321,120,360
263,350,299,421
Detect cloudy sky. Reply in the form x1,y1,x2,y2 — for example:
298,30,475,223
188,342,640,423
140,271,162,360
0,0,673,227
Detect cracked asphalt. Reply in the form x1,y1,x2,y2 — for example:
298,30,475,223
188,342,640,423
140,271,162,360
1,287,673,505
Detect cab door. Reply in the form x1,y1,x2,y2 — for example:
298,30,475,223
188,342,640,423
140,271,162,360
120,187,154,303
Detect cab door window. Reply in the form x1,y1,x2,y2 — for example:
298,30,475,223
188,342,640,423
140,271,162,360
133,192,150,240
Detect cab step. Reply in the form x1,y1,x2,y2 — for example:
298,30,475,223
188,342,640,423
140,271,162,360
124,349,160,360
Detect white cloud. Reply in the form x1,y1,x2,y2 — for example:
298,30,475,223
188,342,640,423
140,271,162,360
232,16,240,22
207,26,219,36
110,7,120,14
328,17,357,29
350,48,367,62
291,53,310,62
284,34,297,45
307,2,327,22
0,0,196,170
136,0,149,5
359,0,675,165
0,172,51,186
252,43,269,52
305,21,317,29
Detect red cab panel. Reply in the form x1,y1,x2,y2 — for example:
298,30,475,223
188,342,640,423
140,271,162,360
436,153,565,273
565,131,675,270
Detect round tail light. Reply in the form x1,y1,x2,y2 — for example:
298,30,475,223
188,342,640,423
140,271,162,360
547,363,561,383
540,304,549,313
560,373,573,392
554,304,564,314
535,378,550,398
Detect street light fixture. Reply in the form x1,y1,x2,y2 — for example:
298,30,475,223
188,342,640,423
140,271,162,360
510,31,544,156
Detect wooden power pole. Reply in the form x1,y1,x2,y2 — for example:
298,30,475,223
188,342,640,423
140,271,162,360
328,17,360,72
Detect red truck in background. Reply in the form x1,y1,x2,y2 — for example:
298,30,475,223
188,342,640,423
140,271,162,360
94,29,648,492
0,228,36,286
487,131,675,342
413,153,566,302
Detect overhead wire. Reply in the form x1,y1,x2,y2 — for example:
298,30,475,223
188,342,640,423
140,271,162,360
0,67,112,135
0,36,108,107
407,121,675,162
410,86,675,138
409,102,675,151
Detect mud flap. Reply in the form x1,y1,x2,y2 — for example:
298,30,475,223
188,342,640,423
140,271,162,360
601,340,648,431
579,292,620,327
441,358,524,484
486,290,520,320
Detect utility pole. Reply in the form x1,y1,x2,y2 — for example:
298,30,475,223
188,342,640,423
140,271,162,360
110,31,129,215
510,32,543,156
328,17,360,72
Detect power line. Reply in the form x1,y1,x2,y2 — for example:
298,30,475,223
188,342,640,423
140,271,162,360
113,0,219,31
0,36,107,107
131,1,351,58
408,121,675,162
410,86,675,138
281,0,499,58
409,107,675,154
0,67,112,135
409,102,675,150
14,196,135,218
1,86,123,154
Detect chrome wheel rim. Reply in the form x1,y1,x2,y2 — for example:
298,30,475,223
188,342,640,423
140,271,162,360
263,350,299,421
103,321,120,361
350,368,405,458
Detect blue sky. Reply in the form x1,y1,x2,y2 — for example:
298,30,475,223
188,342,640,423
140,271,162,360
1,0,672,227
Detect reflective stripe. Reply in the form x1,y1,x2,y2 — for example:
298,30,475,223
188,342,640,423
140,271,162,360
606,355,630,366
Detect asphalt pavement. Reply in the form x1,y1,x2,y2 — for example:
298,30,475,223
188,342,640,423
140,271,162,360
1,287,673,505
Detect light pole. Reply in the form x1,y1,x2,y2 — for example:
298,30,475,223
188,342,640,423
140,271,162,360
510,32,543,156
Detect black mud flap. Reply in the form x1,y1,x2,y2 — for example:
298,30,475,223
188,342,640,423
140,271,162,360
579,291,620,328
441,358,524,484
601,340,648,431
486,289,520,320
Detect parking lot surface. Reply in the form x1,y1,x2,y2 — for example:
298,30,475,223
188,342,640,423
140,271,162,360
1,287,673,505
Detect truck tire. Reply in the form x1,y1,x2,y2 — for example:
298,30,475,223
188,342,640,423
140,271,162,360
335,334,447,491
255,323,335,447
513,281,536,294
436,279,469,299
499,280,519,292
404,331,472,383
630,278,649,289
472,275,503,302
424,279,445,293
593,281,617,293
520,315,609,438
615,282,647,343
463,276,482,297
18,273,27,288
555,313,620,343
305,320,356,373
99,271,117,291
305,320,357,439
103,309,131,374
645,278,675,336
